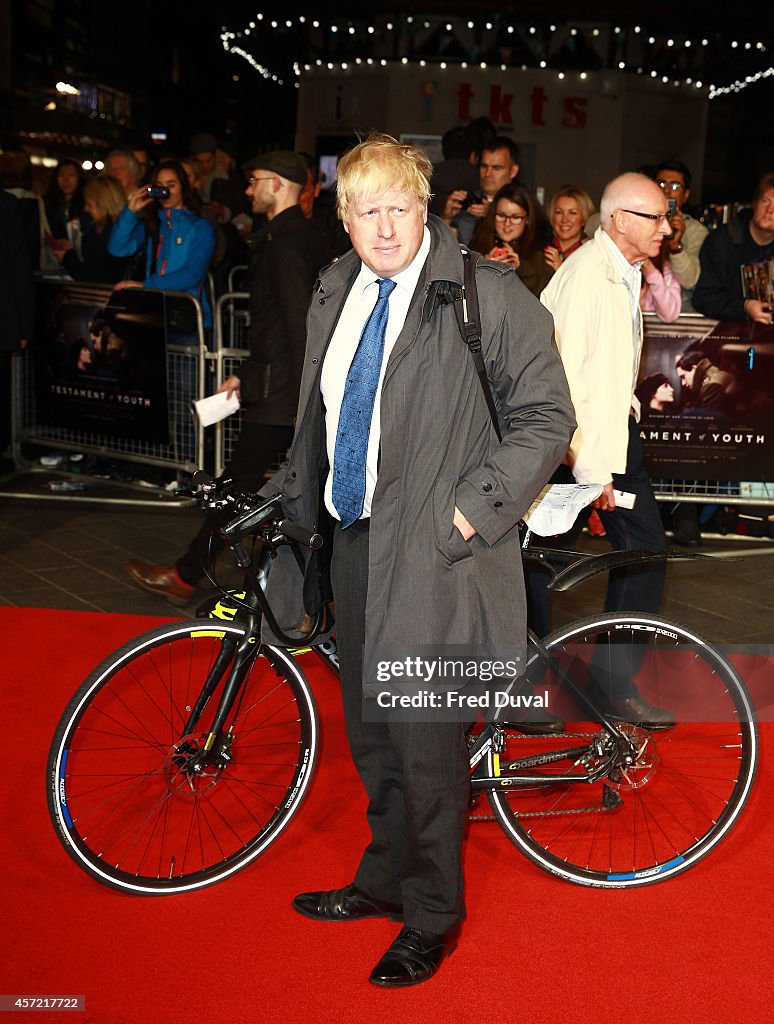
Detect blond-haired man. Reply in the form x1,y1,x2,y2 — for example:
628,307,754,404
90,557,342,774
264,133,574,986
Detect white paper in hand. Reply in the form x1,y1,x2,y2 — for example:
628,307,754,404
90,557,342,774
193,391,240,427
524,483,604,537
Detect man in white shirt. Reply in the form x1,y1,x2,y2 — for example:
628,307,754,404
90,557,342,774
540,172,675,729
263,133,574,986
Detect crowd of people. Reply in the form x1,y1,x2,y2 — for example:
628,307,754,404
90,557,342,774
431,120,774,326
3,120,772,336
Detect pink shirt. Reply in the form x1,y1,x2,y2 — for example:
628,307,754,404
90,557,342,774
639,260,681,322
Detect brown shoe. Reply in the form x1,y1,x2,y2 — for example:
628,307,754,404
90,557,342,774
126,559,197,606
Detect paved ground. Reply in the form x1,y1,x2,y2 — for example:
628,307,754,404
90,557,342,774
1,468,773,646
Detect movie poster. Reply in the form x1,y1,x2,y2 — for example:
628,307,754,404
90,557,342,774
637,314,774,480
34,283,170,442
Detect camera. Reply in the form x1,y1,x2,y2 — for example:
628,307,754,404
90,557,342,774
667,197,677,219
145,185,170,200
461,190,486,211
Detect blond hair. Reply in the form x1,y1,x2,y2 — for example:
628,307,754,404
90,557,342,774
85,175,127,224
547,185,596,226
336,132,432,222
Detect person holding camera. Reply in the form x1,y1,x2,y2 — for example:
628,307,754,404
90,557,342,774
471,184,553,296
108,159,216,326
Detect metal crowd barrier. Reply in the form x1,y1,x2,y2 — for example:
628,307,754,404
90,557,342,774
649,480,774,505
6,285,208,505
227,264,249,294
211,291,250,477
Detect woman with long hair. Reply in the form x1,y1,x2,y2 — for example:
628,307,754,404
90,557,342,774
108,159,216,325
543,185,595,271
55,175,129,284
44,159,88,242
544,184,593,270
471,183,553,296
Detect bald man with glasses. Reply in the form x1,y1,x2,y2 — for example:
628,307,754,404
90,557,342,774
538,172,675,730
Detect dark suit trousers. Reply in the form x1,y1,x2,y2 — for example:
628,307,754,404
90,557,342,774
330,519,470,934
527,417,666,693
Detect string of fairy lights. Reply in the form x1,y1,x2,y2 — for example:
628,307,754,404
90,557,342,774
219,12,772,98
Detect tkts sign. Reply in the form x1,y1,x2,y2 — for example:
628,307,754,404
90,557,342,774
456,82,589,129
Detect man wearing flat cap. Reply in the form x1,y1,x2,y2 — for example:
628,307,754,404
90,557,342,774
126,151,330,604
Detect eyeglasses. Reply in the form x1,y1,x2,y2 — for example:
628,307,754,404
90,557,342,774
495,212,526,224
657,179,685,193
620,209,672,223
248,176,279,186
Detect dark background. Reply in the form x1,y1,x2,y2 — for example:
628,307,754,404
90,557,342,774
2,0,773,201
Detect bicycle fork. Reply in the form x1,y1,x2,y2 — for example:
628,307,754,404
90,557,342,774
174,622,260,780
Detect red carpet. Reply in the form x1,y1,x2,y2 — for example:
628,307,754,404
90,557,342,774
2,608,773,1024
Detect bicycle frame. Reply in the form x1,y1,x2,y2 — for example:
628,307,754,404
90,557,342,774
174,477,731,809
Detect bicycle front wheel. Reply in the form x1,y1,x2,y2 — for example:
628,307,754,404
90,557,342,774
488,613,758,888
47,619,319,895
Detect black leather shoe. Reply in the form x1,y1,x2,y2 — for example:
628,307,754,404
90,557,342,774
292,883,402,922
505,707,566,735
369,926,456,987
672,521,702,547
604,694,676,731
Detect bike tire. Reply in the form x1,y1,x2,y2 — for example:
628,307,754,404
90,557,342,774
487,612,758,888
47,619,319,895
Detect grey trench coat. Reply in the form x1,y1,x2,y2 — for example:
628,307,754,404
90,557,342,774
262,216,575,678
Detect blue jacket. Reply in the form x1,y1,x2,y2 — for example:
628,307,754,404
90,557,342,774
108,205,216,327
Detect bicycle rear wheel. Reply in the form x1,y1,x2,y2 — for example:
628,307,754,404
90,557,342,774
488,613,757,887
47,619,319,895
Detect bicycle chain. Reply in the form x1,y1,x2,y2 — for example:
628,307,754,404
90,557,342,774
468,805,607,822
501,730,598,740
469,731,611,822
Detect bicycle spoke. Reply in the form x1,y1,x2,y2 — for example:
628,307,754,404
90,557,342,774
488,613,757,887
48,623,318,893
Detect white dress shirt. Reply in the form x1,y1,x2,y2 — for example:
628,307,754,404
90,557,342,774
321,227,431,520
601,230,644,399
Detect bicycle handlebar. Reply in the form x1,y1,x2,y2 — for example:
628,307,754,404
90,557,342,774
184,471,327,646
187,473,322,551
276,518,323,550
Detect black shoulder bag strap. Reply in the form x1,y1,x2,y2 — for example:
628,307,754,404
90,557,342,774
452,246,503,442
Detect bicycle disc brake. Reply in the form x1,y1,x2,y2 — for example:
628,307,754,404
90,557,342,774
163,733,233,797
606,723,660,790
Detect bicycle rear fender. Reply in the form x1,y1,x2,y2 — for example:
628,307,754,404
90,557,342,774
548,549,711,592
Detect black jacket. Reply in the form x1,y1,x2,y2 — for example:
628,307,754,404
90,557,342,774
241,205,330,426
0,192,35,351
62,222,129,285
693,209,774,321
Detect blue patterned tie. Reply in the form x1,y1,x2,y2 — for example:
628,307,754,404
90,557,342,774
332,278,397,527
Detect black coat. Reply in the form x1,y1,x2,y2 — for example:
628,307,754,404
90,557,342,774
0,192,35,351
61,221,129,285
693,209,774,321
240,205,330,426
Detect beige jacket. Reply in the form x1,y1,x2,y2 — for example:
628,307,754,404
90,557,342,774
540,228,641,485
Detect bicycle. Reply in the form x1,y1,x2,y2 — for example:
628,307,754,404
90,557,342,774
47,475,758,895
